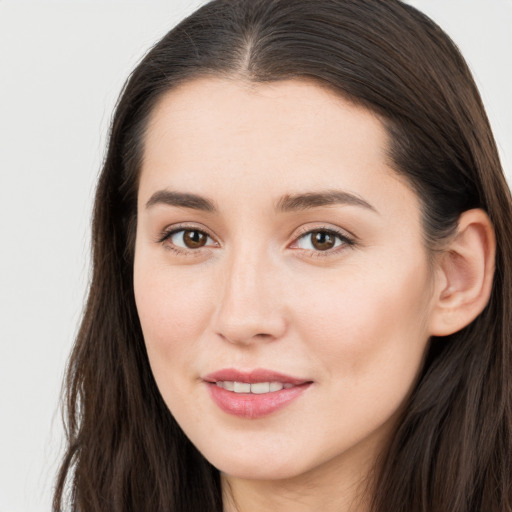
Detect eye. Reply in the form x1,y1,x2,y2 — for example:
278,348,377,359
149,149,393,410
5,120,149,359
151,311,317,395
293,228,354,252
162,228,215,250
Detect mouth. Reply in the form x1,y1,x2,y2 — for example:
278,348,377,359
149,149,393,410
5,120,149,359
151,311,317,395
214,380,296,393
203,369,313,419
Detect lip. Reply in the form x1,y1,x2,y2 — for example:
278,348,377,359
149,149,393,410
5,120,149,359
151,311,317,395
203,368,312,419
204,368,309,385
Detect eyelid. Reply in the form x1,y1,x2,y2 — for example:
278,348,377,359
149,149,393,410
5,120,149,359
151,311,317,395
289,224,356,253
156,223,220,250
155,222,356,256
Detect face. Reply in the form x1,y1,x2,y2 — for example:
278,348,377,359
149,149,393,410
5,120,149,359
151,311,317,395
134,78,438,484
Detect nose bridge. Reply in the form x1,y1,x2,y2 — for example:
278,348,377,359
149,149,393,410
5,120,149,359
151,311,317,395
213,242,286,344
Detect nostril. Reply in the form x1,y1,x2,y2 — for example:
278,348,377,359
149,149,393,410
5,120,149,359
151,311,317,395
216,330,278,345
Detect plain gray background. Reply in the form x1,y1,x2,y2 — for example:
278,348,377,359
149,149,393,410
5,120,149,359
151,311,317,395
0,1,510,511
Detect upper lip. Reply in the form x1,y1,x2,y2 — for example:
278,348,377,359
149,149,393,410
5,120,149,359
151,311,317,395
203,368,311,385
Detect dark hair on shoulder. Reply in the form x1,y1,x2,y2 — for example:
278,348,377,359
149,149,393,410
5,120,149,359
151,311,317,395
54,1,512,510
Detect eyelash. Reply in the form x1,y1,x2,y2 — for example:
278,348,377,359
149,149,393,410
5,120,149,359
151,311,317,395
157,224,356,257
157,224,217,256
291,226,356,257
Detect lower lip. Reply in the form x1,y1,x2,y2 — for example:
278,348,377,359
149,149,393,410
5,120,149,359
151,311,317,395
206,382,311,419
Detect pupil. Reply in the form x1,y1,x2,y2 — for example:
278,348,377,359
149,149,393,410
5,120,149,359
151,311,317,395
312,231,335,250
184,230,206,248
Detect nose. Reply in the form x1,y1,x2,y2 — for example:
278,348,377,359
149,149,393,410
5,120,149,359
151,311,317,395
212,249,287,346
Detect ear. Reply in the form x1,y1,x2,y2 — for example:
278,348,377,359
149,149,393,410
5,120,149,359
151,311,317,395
429,209,496,336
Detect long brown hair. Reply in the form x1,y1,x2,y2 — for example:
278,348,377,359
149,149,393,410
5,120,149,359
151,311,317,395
54,1,512,510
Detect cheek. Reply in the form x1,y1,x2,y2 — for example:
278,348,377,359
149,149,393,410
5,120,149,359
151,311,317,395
287,263,433,451
292,257,433,385
133,259,214,372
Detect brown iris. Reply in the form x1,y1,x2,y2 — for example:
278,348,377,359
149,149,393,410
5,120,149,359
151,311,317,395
182,230,208,249
310,230,337,251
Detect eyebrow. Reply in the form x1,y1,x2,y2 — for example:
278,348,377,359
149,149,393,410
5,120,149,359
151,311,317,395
276,190,378,213
145,188,377,214
145,190,217,212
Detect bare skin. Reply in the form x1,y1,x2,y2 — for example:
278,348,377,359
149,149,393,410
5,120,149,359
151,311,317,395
133,78,495,512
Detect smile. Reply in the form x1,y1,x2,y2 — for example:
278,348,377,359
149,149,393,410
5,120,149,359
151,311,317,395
215,381,295,394
204,369,312,418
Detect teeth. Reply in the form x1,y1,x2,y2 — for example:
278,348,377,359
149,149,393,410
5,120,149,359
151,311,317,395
233,382,251,393
269,382,284,392
251,382,270,394
216,381,291,394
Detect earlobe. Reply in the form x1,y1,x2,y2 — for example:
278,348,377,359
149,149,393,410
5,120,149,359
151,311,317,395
429,209,496,336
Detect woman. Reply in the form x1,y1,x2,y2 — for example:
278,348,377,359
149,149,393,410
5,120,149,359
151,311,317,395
53,0,512,511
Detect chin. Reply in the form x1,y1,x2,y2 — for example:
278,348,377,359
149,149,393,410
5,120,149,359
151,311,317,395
200,444,309,481
217,461,303,481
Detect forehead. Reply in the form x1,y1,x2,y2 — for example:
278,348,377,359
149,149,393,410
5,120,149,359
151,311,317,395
138,77,418,219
